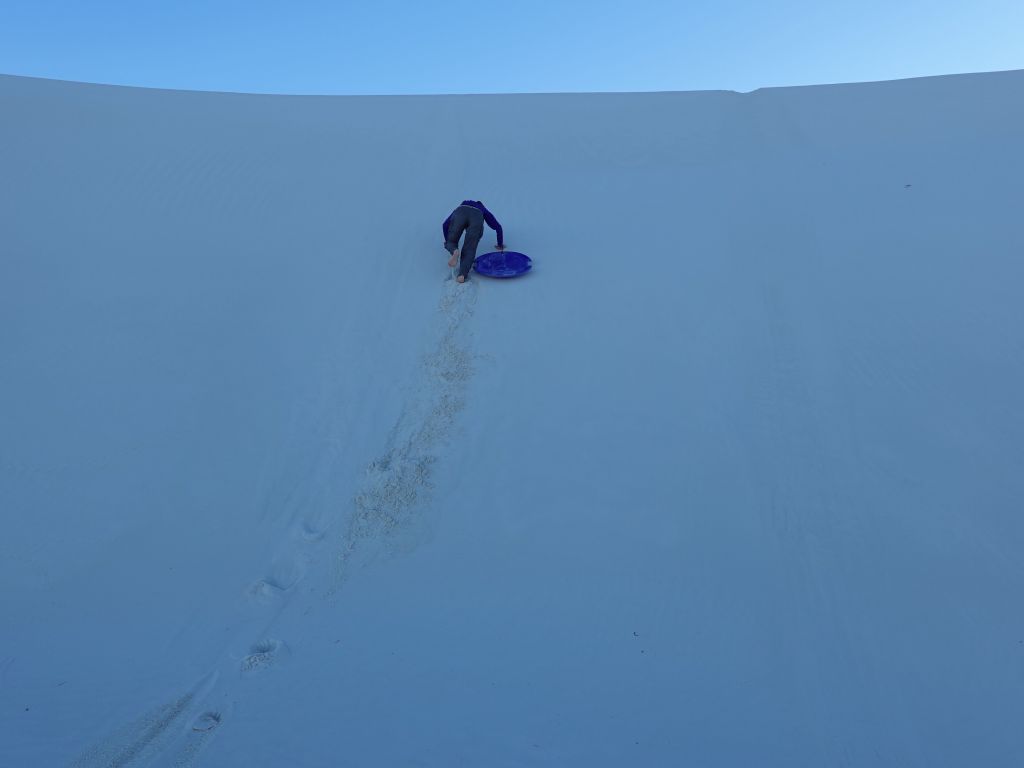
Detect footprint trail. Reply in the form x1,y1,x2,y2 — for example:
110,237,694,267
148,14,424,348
331,280,479,589
71,280,480,767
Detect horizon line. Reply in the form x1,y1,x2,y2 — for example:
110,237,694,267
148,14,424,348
2,67,1022,100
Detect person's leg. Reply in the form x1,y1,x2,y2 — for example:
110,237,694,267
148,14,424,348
445,208,470,266
458,210,485,279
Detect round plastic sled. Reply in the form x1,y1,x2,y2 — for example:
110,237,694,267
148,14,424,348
473,251,532,278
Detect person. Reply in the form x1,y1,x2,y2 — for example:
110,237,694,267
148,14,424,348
442,200,505,283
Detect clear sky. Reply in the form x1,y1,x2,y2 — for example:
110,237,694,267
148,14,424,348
1,0,1021,94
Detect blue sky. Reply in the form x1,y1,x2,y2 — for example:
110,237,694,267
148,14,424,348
1,0,1021,94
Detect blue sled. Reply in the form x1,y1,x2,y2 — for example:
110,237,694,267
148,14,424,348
474,251,532,278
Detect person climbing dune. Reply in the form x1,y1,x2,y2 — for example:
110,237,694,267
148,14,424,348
442,200,505,283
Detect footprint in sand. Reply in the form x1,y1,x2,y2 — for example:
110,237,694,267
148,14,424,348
241,639,289,674
191,711,222,732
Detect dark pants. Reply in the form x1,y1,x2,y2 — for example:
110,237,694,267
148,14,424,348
444,205,484,278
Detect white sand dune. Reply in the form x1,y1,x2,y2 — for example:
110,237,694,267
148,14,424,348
1,70,1023,766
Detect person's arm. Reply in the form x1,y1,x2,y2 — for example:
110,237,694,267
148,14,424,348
480,206,504,248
